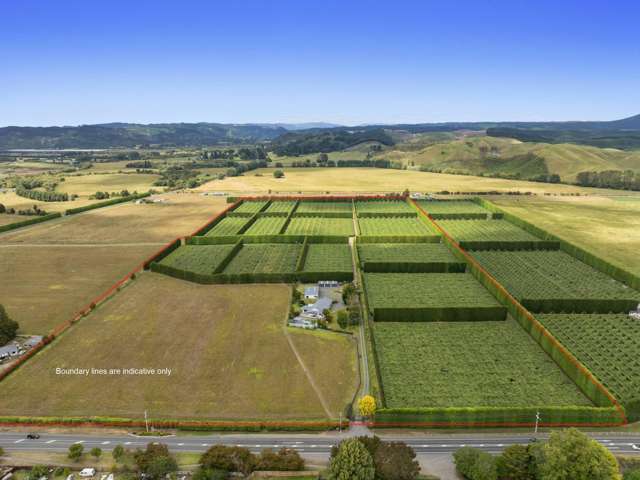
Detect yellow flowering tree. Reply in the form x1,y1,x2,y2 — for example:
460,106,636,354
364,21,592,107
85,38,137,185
358,395,377,417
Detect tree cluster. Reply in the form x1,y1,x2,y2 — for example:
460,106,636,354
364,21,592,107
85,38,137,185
133,443,178,480
126,160,155,169
15,186,69,202
0,203,50,216
336,283,360,329
0,304,19,347
328,436,420,480
576,170,640,191
271,128,394,156
453,428,622,480
197,445,304,477
200,147,267,161
89,189,132,200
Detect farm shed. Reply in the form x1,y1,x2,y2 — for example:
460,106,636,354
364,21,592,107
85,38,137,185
304,286,319,300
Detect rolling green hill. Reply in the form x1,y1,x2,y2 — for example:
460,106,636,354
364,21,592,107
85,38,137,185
375,136,640,182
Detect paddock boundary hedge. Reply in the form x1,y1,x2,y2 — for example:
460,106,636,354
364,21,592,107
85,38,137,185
0,416,345,431
0,212,62,233
358,235,441,243
150,262,353,284
459,240,561,251
357,212,417,218
361,261,467,273
410,199,628,426
371,306,507,323
296,237,310,272
373,405,622,428
293,211,353,218
65,192,152,215
429,213,490,220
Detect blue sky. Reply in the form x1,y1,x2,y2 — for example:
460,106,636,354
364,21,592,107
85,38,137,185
1,0,639,126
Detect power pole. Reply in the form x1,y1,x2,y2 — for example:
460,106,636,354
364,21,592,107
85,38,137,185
144,410,149,433
339,412,342,433
534,410,540,435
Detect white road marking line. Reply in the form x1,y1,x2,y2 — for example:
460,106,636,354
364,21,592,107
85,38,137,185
75,440,84,444
14,439,25,444
125,442,132,445
46,440,56,444
102,441,110,445
201,443,208,447
177,443,184,446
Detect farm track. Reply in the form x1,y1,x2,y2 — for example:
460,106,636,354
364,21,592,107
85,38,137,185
348,236,370,410
283,326,333,418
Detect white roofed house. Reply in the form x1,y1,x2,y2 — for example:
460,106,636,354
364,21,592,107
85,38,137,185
301,297,332,319
0,344,19,360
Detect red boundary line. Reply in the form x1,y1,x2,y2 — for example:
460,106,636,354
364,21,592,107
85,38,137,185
1,194,625,429
356,420,623,428
0,420,346,429
409,199,628,427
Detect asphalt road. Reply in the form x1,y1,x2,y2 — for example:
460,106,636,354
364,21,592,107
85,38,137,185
2,431,640,456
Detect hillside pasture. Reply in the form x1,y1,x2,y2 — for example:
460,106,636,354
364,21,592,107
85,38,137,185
0,275,356,420
197,167,639,195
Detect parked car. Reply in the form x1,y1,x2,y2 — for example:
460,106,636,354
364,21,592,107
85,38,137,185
79,469,96,478
26,433,40,439
66,474,75,480
106,474,114,480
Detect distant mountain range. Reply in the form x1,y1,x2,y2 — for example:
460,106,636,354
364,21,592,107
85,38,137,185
0,115,638,150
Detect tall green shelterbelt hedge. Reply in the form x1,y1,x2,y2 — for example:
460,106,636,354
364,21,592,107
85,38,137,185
374,405,623,427
0,213,62,233
65,192,151,215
